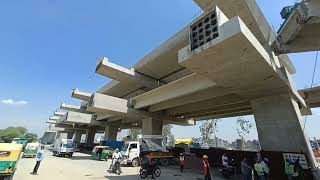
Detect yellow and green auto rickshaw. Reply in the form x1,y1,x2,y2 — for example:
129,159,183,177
22,143,39,158
91,146,112,161
0,143,23,180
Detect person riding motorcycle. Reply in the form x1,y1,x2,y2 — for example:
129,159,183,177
110,149,122,174
141,154,156,179
222,153,230,168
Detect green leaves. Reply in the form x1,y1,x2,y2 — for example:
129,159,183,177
0,127,37,143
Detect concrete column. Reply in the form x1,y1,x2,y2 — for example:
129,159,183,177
142,117,163,136
54,132,62,140
104,126,118,141
73,131,83,144
251,94,317,168
67,132,74,139
85,128,96,146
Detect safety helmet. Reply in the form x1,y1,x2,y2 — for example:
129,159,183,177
203,155,208,159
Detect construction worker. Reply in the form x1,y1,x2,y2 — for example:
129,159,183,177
288,159,301,180
179,153,185,173
203,155,211,180
285,158,293,180
241,156,252,180
254,158,265,180
262,158,269,180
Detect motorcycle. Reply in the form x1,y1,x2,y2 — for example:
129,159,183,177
219,159,236,179
139,165,161,179
110,158,122,175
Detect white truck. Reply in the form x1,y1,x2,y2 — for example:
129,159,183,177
120,135,173,167
52,138,74,157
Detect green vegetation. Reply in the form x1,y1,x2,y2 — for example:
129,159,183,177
0,127,38,143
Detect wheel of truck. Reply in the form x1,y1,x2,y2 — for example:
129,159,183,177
139,169,148,179
131,158,140,167
159,158,169,166
154,167,161,177
69,153,73,158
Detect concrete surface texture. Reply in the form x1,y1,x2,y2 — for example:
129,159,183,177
13,150,220,180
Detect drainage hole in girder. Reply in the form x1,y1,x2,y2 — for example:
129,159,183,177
198,22,203,28
204,17,210,23
212,26,218,32
212,33,218,39
211,19,217,26
199,34,204,40
199,41,204,46
205,30,211,36
205,23,211,30
206,37,212,42
192,26,197,31
210,13,216,19
192,32,197,37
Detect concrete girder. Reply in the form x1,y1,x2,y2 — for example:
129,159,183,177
54,111,66,117
96,57,163,89
275,0,320,54
299,86,320,108
131,73,216,109
49,116,61,121
59,111,105,126
72,89,92,101
193,0,296,74
46,120,57,124
179,16,306,109
169,101,251,118
87,93,151,118
60,103,82,112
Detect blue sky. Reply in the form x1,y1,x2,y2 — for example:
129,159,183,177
0,0,319,141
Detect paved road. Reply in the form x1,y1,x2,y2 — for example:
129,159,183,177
13,150,227,180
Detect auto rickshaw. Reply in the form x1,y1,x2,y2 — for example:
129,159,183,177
22,143,39,158
91,146,112,161
0,143,23,180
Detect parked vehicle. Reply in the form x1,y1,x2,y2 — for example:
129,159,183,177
52,138,74,157
121,135,174,167
0,143,23,180
22,143,39,158
91,146,113,161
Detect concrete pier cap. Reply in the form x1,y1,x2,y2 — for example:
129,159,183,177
71,88,92,101
275,0,320,54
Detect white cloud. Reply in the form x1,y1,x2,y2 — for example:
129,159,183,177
1,99,28,105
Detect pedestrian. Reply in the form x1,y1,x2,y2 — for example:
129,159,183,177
31,145,45,175
285,158,293,180
179,153,185,173
254,158,265,180
97,147,103,161
202,155,212,180
289,158,301,180
241,156,252,180
262,158,270,180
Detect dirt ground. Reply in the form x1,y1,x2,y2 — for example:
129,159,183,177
13,150,228,180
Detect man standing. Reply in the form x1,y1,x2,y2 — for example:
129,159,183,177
241,156,252,180
31,145,44,175
254,158,265,180
179,153,185,173
203,155,211,180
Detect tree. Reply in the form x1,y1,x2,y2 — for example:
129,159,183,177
199,119,220,147
236,117,253,150
127,129,142,141
162,125,174,146
0,127,27,143
23,133,38,143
